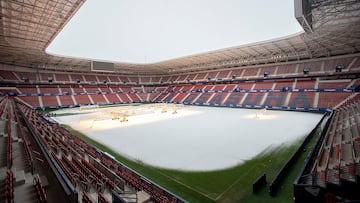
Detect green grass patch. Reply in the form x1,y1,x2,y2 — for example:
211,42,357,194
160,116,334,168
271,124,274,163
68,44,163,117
40,108,85,117
55,113,83,117
240,129,320,203
39,109,58,114
61,124,321,203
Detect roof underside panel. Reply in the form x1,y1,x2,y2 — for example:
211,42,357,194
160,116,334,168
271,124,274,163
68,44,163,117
0,0,359,75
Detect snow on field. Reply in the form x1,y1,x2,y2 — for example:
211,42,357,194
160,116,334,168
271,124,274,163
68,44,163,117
52,104,323,171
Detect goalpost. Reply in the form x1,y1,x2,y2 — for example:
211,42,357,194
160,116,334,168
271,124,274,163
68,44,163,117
79,104,99,111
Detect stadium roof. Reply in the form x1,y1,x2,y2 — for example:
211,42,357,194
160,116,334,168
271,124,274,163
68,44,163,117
0,0,360,75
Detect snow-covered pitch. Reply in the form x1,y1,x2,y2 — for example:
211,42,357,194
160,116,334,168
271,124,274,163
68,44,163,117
52,104,323,171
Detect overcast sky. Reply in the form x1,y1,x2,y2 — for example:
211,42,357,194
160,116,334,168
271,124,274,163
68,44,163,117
46,0,303,64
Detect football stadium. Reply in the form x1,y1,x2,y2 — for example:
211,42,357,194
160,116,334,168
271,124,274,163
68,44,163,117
0,0,360,203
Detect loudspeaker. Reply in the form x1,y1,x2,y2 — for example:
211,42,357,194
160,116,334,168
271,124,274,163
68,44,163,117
22,77,29,82
335,65,344,72
303,68,310,74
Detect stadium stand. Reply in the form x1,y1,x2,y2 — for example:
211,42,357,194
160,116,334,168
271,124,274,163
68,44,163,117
0,70,19,81
17,85,39,94
83,85,100,93
97,75,110,83
187,73,197,82
276,64,297,75
33,174,47,203
194,72,207,81
174,74,186,83
127,76,137,84
217,70,231,80
0,62,357,113
274,81,294,90
207,71,219,81
253,82,274,90
41,95,60,108
54,73,71,82
39,72,55,82
98,85,111,93
243,67,261,78
21,72,338,111
118,76,129,84
83,74,98,83
318,92,352,109
39,85,60,94
323,56,354,72
69,74,83,83
4,170,14,203
317,80,351,89
58,95,75,107
11,102,186,203
230,69,244,79
295,79,316,89
295,100,360,202
16,71,37,82
108,75,121,83
0,0,360,202
141,76,151,84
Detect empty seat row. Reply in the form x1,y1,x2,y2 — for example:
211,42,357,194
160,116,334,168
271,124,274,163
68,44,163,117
33,175,47,203
97,192,109,203
82,191,93,203
7,124,12,169
4,170,14,203
22,139,33,170
0,98,7,119
313,100,360,187
61,154,89,186
50,151,76,185
72,157,103,191
116,171,170,203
